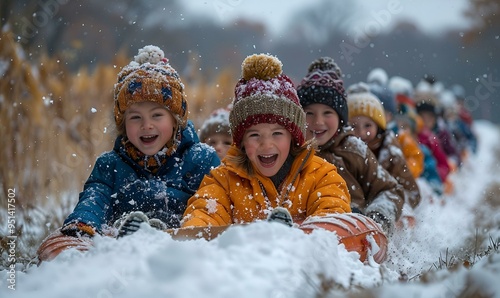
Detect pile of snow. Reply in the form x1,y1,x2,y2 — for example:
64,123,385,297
1,120,500,297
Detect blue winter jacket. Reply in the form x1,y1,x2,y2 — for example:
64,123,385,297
63,121,220,231
419,144,443,195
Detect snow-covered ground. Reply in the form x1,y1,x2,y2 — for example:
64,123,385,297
1,120,500,297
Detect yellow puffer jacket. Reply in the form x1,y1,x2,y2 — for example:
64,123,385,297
397,130,424,179
182,146,351,227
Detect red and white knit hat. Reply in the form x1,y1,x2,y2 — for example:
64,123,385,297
229,54,306,147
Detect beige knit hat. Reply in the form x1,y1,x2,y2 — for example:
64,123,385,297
199,106,231,142
347,82,387,130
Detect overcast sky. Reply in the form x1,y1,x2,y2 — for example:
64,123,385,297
182,0,472,36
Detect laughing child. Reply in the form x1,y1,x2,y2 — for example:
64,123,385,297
181,54,351,228
61,45,220,238
296,57,404,235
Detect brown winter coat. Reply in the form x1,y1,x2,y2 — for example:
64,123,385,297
369,130,421,209
182,146,351,227
316,128,404,223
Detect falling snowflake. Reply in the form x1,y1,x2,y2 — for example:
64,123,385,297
206,198,218,214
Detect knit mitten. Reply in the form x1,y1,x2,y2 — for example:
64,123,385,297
61,222,97,238
117,211,149,238
367,211,394,236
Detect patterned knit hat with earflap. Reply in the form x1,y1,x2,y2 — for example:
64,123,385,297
347,82,387,130
296,57,348,127
114,45,188,130
113,45,188,156
230,54,306,148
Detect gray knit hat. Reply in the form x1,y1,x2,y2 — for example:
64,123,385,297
199,107,231,142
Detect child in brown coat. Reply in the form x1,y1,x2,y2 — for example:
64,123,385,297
297,57,404,236
347,82,421,209
347,83,421,228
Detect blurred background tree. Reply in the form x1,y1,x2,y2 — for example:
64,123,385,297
2,1,498,116
465,0,500,34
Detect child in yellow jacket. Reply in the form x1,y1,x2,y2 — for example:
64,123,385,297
182,54,351,227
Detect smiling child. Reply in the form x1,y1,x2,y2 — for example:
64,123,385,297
181,54,351,228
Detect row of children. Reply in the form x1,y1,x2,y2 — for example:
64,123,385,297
59,45,475,244
200,65,477,203
364,69,477,196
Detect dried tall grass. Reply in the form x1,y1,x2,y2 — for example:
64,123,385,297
0,28,236,213
0,29,237,265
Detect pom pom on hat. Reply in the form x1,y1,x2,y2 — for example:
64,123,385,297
347,82,371,94
367,68,389,86
307,57,342,78
369,84,397,115
415,79,433,93
297,57,348,127
230,54,306,147
114,45,188,131
241,54,282,81
347,82,387,130
451,84,466,99
133,45,167,65
439,89,458,112
388,76,413,96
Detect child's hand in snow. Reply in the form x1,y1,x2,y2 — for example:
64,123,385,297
60,222,97,238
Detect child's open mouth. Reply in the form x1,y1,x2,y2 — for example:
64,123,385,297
258,154,277,167
312,130,326,138
140,135,158,144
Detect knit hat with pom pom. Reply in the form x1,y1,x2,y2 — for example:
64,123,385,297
296,57,348,127
388,76,413,97
347,82,387,130
114,45,188,130
230,54,306,148
414,91,439,115
367,67,389,86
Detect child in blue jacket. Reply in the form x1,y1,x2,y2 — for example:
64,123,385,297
61,45,220,238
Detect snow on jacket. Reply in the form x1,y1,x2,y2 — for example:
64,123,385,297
315,127,404,224
372,130,421,209
181,146,351,227
63,121,220,231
